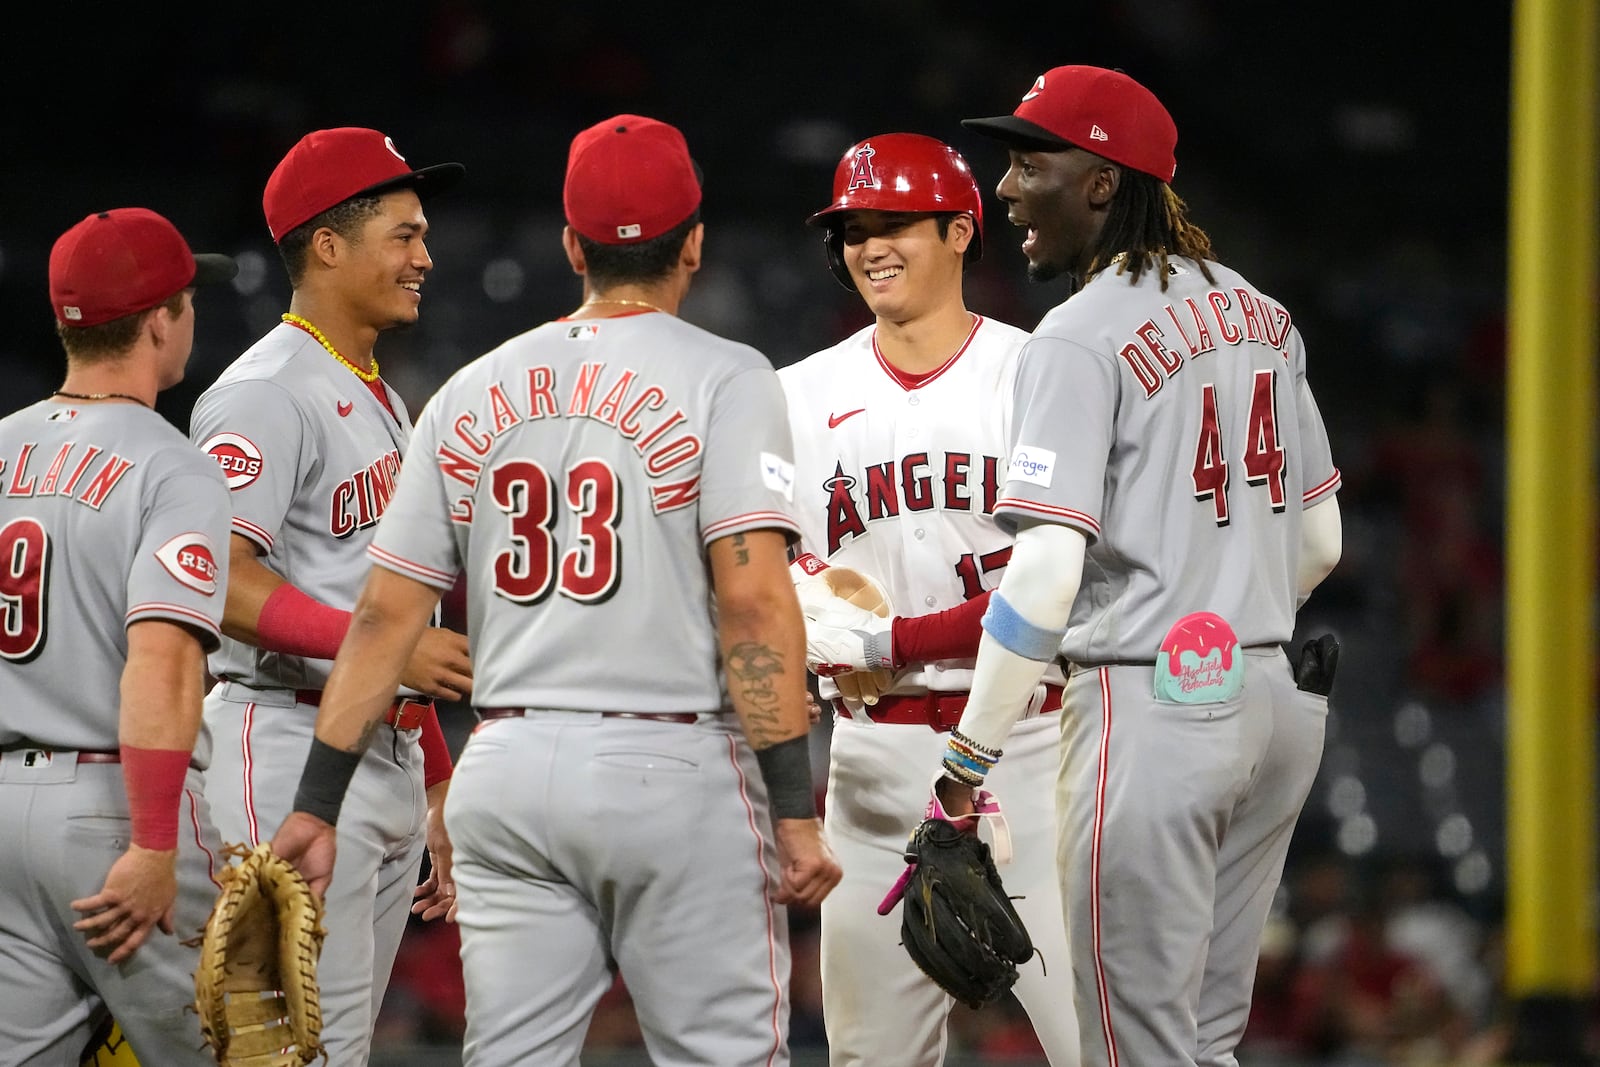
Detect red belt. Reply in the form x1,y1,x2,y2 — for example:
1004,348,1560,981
477,708,701,726
836,684,1063,732
294,689,433,731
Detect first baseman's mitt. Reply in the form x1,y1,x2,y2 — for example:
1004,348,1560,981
193,843,326,1066
880,816,1035,1009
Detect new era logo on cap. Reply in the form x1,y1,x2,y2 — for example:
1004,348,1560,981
963,64,1178,183
564,115,702,246
262,127,465,242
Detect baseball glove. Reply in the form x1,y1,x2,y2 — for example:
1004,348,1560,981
193,843,326,1066
881,816,1035,1009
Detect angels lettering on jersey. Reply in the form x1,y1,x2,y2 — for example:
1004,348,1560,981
822,452,1004,555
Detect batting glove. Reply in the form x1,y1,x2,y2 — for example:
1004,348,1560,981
804,602,895,676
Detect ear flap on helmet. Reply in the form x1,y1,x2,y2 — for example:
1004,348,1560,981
823,228,856,292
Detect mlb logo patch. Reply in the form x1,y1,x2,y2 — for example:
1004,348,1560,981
1154,611,1244,704
566,324,601,341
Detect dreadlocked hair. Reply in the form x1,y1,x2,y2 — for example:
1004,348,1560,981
1085,172,1216,292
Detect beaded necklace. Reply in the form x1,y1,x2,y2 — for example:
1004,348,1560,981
281,313,379,383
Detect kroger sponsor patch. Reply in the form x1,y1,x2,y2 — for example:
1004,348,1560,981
1007,444,1056,488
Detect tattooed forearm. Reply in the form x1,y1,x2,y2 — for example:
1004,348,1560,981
349,719,381,754
726,639,787,745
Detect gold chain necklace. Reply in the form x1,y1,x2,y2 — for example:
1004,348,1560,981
577,296,669,317
281,313,380,383
52,390,150,408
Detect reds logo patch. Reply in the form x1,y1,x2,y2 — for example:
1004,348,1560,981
199,432,264,491
154,534,219,596
846,144,879,192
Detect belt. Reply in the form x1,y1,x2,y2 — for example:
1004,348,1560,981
294,689,433,731
1072,643,1282,671
0,747,199,769
477,708,701,726
837,684,1064,732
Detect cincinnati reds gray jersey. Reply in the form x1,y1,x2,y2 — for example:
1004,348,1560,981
0,401,230,746
0,398,231,1066
191,321,415,690
372,310,804,1066
780,317,1079,1066
371,312,801,709
997,259,1340,659
999,257,1339,1067
189,322,428,1067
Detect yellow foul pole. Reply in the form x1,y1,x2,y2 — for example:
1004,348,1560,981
1506,0,1598,1058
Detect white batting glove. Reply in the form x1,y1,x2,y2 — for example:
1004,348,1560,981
804,602,895,676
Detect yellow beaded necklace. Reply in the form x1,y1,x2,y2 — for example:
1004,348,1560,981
281,313,380,383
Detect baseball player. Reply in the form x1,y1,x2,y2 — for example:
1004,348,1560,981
269,114,842,1067
779,134,1081,1065
0,208,236,1065
916,66,1343,1067
188,127,473,1065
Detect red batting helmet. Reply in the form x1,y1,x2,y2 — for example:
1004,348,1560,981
807,133,984,291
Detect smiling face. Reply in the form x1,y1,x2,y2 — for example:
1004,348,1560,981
994,145,1117,284
838,210,971,322
337,188,435,330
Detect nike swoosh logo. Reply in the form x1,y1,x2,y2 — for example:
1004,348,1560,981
828,409,866,429
337,401,354,417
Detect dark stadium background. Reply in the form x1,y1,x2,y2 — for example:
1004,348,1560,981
2,3,1540,1063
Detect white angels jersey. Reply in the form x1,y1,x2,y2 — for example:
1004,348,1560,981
781,315,1061,696
190,322,416,691
0,401,231,749
997,258,1341,660
367,312,801,713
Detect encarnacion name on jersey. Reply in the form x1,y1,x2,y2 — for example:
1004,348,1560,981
431,363,703,522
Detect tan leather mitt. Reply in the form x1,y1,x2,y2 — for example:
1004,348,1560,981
194,843,326,1066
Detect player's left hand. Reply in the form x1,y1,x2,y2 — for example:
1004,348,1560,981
803,602,894,676
270,811,338,900
412,780,457,922
70,845,178,964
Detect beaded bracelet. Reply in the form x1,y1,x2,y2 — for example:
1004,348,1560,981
941,729,1002,787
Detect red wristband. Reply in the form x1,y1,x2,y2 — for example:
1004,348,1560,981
121,745,191,850
893,590,993,665
418,705,454,789
256,583,352,660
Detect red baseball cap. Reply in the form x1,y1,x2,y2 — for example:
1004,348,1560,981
564,115,702,245
263,127,465,242
50,208,238,327
963,65,1178,183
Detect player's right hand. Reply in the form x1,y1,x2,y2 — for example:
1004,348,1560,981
70,845,178,964
401,626,473,702
270,811,338,900
833,667,897,707
771,817,842,908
